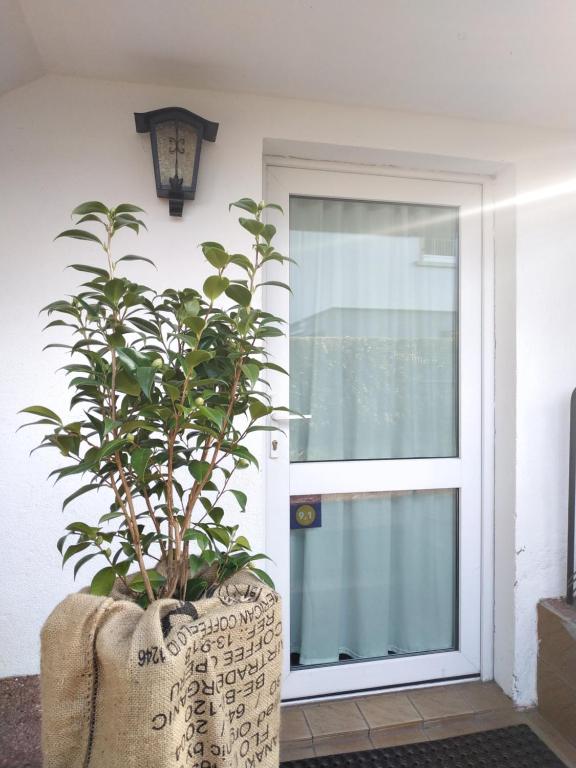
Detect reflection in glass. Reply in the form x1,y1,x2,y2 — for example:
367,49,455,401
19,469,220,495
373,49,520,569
290,489,458,668
289,196,459,462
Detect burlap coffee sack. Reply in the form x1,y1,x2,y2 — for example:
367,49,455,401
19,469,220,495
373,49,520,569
41,575,282,768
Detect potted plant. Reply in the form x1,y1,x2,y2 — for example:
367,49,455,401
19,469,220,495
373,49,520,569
23,198,287,768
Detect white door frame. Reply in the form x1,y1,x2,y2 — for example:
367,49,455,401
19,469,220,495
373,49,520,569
262,157,495,701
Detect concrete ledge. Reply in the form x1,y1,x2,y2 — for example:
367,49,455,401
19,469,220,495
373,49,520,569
538,598,576,747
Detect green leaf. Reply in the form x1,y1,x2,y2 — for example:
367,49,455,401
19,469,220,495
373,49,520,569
203,246,230,269
106,332,125,348
239,218,264,237
203,275,230,300
90,566,116,596
185,576,209,600
264,362,289,375
72,201,109,216
115,370,140,396
230,552,252,569
261,224,276,244
184,316,206,335
76,214,105,226
256,326,283,338
224,444,259,469
43,319,75,330
116,347,151,372
51,434,80,457
19,405,62,424
230,489,247,510
183,529,210,549
188,554,204,575
197,405,225,430
62,484,98,511
262,202,283,213
114,215,144,233
249,400,272,420
210,527,230,547
41,299,78,316
103,278,126,305
242,363,260,385
17,418,60,432
119,420,155,434
49,463,88,483
55,229,103,246
115,560,132,577
200,240,225,250
201,549,219,565
225,283,252,307
250,567,275,589
99,510,123,524
188,460,211,483
256,280,292,294
209,508,224,525
163,383,180,401
43,343,72,352
103,418,121,435
98,437,131,460
73,552,98,580
67,263,109,278
229,198,259,214
128,317,160,335
116,254,156,268
114,204,145,214
234,535,251,549
182,350,213,375
131,447,152,480
229,253,254,272
62,541,90,566
135,367,155,399
130,569,165,593
183,298,201,316
66,521,98,537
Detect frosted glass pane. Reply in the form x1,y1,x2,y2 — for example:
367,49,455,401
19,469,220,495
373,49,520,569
290,489,458,667
289,196,459,462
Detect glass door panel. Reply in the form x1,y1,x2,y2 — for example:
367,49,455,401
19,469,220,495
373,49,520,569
289,196,459,462
290,489,458,668
264,165,483,700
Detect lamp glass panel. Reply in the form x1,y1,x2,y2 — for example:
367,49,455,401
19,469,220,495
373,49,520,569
155,120,198,190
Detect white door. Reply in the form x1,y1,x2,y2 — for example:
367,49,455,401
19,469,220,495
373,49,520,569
264,164,483,701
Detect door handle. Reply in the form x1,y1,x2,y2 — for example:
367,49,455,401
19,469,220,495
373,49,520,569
271,413,311,423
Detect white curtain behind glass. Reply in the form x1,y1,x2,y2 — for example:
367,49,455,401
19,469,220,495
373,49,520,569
290,491,456,664
289,197,459,666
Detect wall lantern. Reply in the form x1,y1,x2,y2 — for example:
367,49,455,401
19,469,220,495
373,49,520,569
134,107,219,217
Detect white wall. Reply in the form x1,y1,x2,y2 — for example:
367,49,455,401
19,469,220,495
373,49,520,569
493,165,517,695
2,75,576,706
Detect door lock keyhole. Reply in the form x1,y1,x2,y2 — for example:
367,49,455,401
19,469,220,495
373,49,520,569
270,437,279,459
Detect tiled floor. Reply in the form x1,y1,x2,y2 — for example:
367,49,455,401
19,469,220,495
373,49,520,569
280,681,576,767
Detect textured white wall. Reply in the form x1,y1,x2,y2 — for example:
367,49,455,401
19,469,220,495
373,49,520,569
2,75,576,707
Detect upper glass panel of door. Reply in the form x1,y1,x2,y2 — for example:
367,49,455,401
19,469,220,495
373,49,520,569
289,195,459,463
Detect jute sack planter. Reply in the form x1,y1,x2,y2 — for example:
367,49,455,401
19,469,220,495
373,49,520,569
41,574,282,768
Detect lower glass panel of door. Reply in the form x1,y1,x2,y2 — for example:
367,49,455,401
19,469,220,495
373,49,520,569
290,488,458,669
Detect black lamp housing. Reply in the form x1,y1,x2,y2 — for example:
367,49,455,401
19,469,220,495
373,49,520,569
134,107,219,216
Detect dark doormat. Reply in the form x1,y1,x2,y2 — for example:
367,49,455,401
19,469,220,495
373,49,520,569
282,725,568,768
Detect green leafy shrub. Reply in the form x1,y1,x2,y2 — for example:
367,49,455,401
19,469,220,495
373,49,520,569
21,198,288,605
